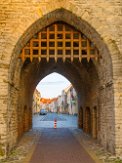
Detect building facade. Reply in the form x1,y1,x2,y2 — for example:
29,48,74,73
66,85,78,115
49,98,58,113
33,89,41,114
40,98,51,111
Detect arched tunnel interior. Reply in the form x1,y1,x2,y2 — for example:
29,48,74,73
8,17,115,155
18,58,99,140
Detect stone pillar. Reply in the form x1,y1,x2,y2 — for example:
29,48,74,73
0,67,9,158
84,107,91,135
29,108,32,130
78,107,83,129
92,107,97,139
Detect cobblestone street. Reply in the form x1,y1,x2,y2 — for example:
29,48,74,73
32,113,77,128
31,113,94,162
1,113,122,163
30,128,95,163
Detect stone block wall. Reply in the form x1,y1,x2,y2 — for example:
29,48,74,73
0,0,122,158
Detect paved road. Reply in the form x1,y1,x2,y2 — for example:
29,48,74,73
31,114,95,163
40,113,66,121
33,113,77,128
30,128,95,163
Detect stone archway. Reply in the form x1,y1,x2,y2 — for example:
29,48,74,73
92,106,97,139
5,8,117,157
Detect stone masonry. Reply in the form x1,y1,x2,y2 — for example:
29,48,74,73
0,0,122,159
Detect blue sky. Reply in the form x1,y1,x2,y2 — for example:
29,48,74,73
36,72,71,98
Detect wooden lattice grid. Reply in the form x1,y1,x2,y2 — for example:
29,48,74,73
20,22,98,62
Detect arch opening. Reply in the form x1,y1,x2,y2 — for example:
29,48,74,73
7,8,115,156
17,57,99,137
32,72,78,129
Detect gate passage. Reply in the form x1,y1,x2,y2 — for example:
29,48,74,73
20,22,98,62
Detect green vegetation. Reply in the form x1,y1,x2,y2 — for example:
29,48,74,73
114,159,122,163
0,145,5,156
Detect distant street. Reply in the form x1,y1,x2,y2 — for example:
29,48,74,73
33,113,78,128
